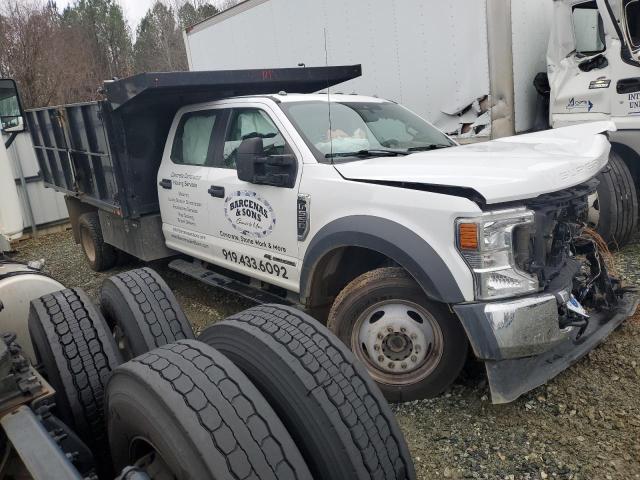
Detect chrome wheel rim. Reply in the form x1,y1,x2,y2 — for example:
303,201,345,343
351,300,444,386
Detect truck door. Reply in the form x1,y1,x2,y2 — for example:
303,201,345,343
206,103,301,291
549,0,640,126
158,108,226,259
549,0,613,127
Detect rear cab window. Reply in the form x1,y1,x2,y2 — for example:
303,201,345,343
170,110,219,166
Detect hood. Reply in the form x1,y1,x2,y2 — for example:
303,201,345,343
334,122,615,204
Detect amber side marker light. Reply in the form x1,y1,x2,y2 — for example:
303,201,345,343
458,223,479,250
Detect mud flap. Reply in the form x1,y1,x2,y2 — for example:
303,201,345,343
485,294,639,404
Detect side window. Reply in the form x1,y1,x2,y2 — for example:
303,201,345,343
222,108,287,169
572,1,606,55
624,0,640,51
170,110,218,166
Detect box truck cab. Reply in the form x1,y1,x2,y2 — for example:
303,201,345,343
547,0,640,245
22,67,638,404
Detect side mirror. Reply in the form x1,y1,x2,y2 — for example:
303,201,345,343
0,79,25,133
236,137,297,188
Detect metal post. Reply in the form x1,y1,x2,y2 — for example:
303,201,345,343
9,138,38,238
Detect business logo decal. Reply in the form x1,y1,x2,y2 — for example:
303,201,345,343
224,190,276,238
566,98,594,112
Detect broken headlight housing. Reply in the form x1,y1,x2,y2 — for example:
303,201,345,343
456,208,539,300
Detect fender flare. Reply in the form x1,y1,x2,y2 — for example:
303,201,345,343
300,215,465,304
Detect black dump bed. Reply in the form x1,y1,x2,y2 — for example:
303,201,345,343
26,65,362,218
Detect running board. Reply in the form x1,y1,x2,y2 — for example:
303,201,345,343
169,259,292,305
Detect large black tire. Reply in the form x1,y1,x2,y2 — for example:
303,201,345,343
593,151,638,247
28,288,123,474
78,212,117,271
106,340,312,480
199,304,415,480
100,267,194,360
328,267,468,403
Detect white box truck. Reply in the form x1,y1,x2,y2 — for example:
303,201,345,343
184,0,640,246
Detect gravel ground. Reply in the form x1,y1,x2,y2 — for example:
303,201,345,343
12,229,640,480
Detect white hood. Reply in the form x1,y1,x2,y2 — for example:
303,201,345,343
334,122,615,204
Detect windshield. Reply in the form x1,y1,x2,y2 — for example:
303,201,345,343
279,100,456,162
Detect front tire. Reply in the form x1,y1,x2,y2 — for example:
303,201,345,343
590,151,638,247
328,267,468,402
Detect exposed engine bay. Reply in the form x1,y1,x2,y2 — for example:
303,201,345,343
518,179,631,335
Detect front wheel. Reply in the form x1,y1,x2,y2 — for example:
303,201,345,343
328,267,468,402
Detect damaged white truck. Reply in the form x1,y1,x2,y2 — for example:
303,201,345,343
9,65,637,404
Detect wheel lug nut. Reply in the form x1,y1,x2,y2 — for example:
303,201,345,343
388,362,395,369
401,363,408,369
386,327,394,333
410,333,417,340
410,355,417,362
373,344,380,351
378,355,385,362
400,327,406,333
377,333,383,340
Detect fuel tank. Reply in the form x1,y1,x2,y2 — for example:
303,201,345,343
0,261,64,362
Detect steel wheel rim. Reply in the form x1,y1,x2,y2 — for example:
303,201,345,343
351,300,444,386
128,436,175,480
80,228,96,263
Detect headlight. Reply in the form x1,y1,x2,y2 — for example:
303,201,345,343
456,208,539,300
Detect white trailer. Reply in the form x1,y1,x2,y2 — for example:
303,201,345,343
184,0,553,140
184,0,640,247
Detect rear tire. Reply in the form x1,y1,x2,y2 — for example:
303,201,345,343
106,340,311,480
591,151,638,247
100,267,194,360
328,267,468,403
78,212,117,271
199,304,415,480
28,288,122,475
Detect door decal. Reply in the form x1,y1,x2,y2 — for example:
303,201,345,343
224,190,276,238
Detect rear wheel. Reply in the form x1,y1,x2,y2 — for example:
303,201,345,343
106,340,311,480
28,288,122,476
100,267,194,360
328,267,468,403
78,212,117,271
590,151,638,247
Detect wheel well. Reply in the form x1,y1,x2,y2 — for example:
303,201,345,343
303,246,395,322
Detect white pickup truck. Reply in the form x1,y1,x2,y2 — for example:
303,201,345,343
13,66,638,403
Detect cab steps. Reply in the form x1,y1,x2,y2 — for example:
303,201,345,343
169,259,294,306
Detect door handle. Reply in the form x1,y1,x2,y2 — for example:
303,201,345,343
159,179,172,189
208,186,225,198
617,77,640,94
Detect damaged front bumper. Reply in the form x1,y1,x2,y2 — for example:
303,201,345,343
454,291,638,404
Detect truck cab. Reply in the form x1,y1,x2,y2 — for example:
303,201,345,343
548,0,640,245
25,66,638,404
